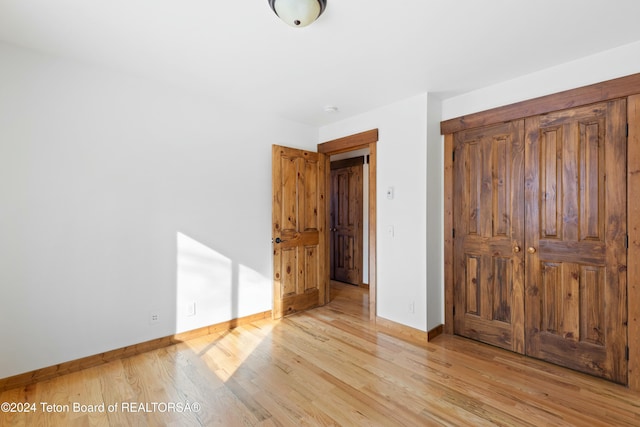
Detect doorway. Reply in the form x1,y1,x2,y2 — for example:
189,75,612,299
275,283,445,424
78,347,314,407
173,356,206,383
318,129,378,320
329,150,368,287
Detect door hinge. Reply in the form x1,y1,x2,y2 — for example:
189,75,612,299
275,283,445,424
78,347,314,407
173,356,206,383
626,346,630,361
452,228,455,238
452,151,455,162
453,306,456,317
626,234,629,249
627,123,629,138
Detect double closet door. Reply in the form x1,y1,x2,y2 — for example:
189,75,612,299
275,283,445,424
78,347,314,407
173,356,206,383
453,100,628,384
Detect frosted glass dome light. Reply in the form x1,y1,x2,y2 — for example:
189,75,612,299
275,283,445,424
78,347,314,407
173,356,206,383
269,0,327,28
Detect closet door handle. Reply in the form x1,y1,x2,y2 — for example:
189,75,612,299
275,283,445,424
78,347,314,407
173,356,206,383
513,246,521,253
527,247,537,254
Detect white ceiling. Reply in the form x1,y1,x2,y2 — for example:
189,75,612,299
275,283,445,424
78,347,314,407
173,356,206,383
2,0,640,126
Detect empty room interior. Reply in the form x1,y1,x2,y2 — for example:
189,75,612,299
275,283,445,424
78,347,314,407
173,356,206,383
3,1,640,425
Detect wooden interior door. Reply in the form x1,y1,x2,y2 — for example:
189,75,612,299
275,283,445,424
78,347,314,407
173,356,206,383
330,157,363,285
524,100,628,384
453,120,526,353
272,145,329,319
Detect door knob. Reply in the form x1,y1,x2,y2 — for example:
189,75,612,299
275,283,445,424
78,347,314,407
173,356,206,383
274,237,282,244
527,247,536,254
513,246,521,253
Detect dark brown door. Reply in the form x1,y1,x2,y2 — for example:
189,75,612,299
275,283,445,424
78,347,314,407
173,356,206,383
330,157,363,285
524,100,628,384
453,120,526,353
272,145,329,319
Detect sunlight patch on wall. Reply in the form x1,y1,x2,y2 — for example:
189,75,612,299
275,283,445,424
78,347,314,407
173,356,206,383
176,232,233,333
175,232,272,335
237,263,271,316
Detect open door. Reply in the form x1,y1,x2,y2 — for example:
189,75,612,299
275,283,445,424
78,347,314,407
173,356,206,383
330,157,364,285
272,145,329,319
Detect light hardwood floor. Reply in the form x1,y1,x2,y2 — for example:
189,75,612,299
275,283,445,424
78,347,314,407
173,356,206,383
2,282,640,426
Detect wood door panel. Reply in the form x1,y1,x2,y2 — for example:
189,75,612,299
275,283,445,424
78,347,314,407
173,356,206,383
280,247,298,297
277,231,319,249
492,256,513,323
303,159,319,231
281,288,319,314
330,159,363,285
539,126,563,238
273,145,328,318
537,240,605,264
464,254,480,315
493,137,511,237
453,120,525,353
304,246,319,292
538,262,605,342
524,100,627,384
534,332,608,375
463,254,515,323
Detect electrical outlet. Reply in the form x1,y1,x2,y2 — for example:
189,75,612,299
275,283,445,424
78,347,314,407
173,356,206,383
186,302,196,317
149,312,160,325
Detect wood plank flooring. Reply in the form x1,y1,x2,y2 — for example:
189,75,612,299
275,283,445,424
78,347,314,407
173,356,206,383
2,282,640,426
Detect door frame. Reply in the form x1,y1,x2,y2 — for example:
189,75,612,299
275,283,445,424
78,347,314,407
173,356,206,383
319,129,378,321
441,72,640,391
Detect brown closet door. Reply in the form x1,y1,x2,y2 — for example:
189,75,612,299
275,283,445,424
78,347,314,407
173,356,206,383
524,100,628,384
330,159,363,285
453,120,525,353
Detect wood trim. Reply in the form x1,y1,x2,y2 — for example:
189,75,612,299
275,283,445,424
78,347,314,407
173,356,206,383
0,310,271,393
318,129,378,321
427,324,444,341
272,145,284,318
443,133,454,334
375,316,428,346
368,142,377,322
441,73,640,135
322,152,331,304
628,94,640,392
173,310,272,341
318,129,379,155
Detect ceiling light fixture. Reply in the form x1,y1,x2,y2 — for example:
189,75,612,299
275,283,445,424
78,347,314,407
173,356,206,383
268,0,327,28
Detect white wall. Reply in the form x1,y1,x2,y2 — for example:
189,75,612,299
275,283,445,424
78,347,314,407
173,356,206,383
0,43,317,379
320,94,429,331
443,40,640,120
426,94,444,329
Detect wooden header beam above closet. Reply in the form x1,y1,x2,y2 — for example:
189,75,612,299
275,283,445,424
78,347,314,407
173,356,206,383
440,73,640,135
